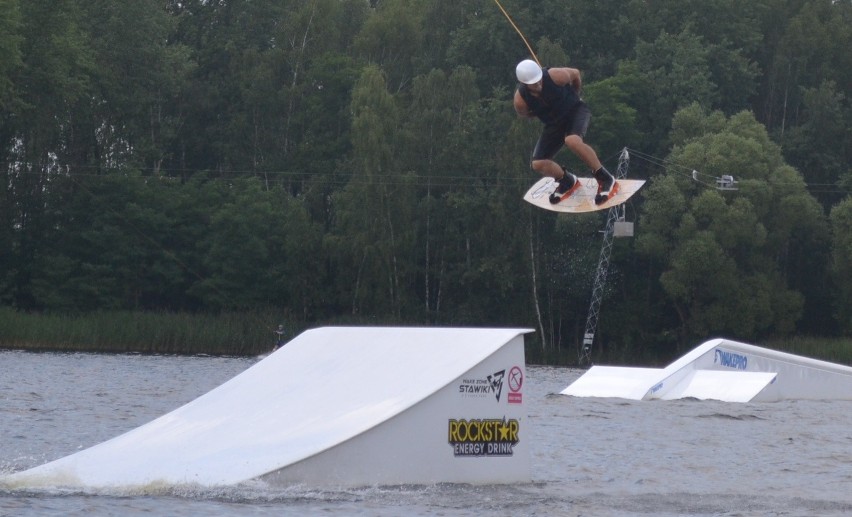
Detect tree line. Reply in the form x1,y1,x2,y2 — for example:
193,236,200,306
1,0,850,362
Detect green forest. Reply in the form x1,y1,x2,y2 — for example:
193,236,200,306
1,0,850,363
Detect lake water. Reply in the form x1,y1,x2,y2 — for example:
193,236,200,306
1,350,850,516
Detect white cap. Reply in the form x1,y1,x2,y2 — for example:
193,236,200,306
516,59,542,84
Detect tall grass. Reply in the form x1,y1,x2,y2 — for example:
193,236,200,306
525,336,852,367
3,307,851,365
761,336,852,366
0,307,302,355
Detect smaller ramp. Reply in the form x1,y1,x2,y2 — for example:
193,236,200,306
3,327,533,489
563,338,852,402
558,366,662,400
658,370,777,403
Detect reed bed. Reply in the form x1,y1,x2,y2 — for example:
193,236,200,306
761,336,852,366
2,307,850,365
0,308,299,356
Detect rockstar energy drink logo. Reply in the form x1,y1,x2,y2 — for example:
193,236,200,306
448,418,520,457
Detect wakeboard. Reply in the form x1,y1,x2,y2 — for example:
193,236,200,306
523,176,645,213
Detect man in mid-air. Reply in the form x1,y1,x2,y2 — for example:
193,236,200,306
513,59,616,205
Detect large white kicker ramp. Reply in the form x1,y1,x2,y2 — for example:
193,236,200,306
3,327,533,489
563,338,852,402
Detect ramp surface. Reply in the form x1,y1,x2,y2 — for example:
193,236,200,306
563,338,852,402
559,366,661,400
4,327,532,489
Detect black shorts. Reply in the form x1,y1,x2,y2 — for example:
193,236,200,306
531,102,591,161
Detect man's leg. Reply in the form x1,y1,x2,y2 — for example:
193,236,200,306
531,124,580,204
564,134,615,204
531,158,564,179
564,135,602,171
530,123,569,179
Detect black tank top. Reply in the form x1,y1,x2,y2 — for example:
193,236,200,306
518,68,581,125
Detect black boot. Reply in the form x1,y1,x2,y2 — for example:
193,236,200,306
549,168,578,204
593,167,615,205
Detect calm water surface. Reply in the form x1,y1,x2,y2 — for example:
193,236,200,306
1,350,850,516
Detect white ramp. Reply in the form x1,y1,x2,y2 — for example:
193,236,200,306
558,366,662,400
563,338,852,402
3,327,533,489
658,370,777,403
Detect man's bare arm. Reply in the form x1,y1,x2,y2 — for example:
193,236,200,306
548,67,582,95
513,89,535,117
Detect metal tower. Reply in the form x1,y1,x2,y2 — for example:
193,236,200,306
579,148,630,365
